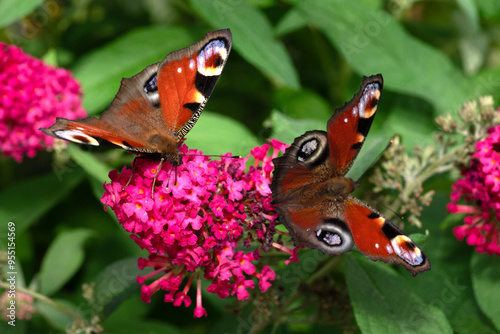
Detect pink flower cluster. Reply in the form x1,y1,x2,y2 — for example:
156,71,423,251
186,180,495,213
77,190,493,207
447,125,500,255
0,43,86,162
101,140,290,317
0,291,35,321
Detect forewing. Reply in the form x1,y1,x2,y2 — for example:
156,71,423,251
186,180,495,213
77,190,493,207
155,29,232,139
41,30,233,154
42,49,174,152
327,74,383,176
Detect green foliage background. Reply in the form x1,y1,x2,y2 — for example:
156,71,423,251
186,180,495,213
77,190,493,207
1,0,500,333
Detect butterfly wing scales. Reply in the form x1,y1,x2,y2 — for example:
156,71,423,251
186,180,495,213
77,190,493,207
272,131,352,254
275,203,328,248
344,198,430,276
272,148,322,202
156,29,232,139
40,116,157,153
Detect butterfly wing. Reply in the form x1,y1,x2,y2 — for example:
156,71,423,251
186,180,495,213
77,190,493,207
271,74,430,275
327,74,383,176
40,58,169,153
273,191,430,275
41,29,232,158
271,130,343,251
271,130,330,203
272,75,384,245
344,198,430,275
40,116,158,153
156,29,232,139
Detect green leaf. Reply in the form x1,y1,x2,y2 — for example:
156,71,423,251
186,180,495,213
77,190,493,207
472,67,500,103
101,295,182,333
39,228,94,296
294,0,472,114
0,0,43,28
382,94,436,149
346,134,389,181
66,144,112,184
89,176,108,203
36,299,76,331
73,26,197,114
274,88,332,120
92,258,147,318
189,0,300,89
471,252,500,331
269,109,324,144
0,319,26,333
406,233,430,245
456,0,480,33
42,48,58,67
476,0,500,20
345,253,452,334
0,169,84,236
103,319,182,334
275,8,308,36
187,111,260,156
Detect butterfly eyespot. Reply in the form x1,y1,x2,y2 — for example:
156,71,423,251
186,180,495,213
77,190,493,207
316,229,341,246
297,138,319,162
197,39,229,77
405,240,417,249
358,82,380,119
390,235,426,266
314,218,354,255
284,130,328,167
144,74,158,93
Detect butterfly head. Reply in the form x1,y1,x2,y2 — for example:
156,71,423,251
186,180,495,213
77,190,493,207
145,133,183,166
165,150,183,166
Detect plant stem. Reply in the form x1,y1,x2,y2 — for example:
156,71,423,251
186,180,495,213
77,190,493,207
403,146,460,199
385,146,460,221
0,281,90,326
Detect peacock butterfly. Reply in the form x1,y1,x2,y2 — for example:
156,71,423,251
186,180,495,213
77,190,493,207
41,29,232,173
270,74,430,276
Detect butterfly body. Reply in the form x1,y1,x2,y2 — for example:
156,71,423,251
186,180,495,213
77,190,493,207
271,75,430,276
41,29,232,167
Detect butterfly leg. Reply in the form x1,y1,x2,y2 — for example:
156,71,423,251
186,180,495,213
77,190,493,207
124,155,153,190
151,158,165,197
164,164,181,190
123,157,138,190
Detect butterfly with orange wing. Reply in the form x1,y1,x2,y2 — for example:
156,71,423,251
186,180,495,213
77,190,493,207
41,29,232,172
270,74,430,276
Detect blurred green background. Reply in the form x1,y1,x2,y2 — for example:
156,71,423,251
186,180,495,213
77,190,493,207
1,0,500,333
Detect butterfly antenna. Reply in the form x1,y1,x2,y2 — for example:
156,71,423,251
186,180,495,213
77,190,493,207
185,153,242,159
373,198,404,222
151,158,164,198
